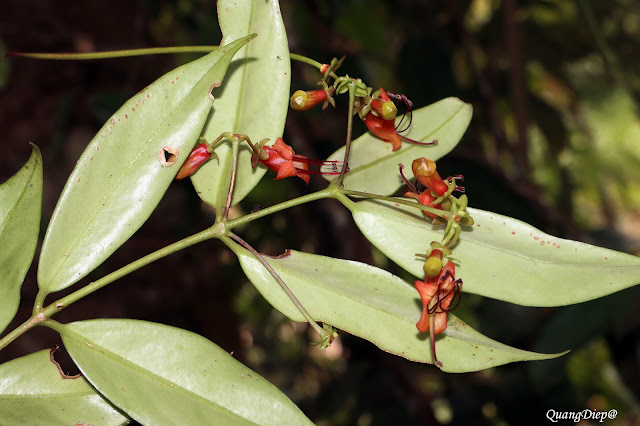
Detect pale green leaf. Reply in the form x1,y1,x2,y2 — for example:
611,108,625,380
350,199,640,306
59,319,312,425
0,349,128,425
228,244,563,373
191,0,291,209
323,98,472,195
0,145,42,334
37,35,254,293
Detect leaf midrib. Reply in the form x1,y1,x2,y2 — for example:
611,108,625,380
361,202,640,268
62,329,248,423
254,253,559,366
45,63,215,289
0,157,37,242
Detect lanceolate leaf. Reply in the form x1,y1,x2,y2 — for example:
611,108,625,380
37,35,254,293
323,98,472,195
349,199,640,306
228,244,563,373
0,145,42,334
59,319,312,425
0,349,128,425
192,0,291,209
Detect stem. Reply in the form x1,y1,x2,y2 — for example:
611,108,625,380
428,298,443,368
42,319,66,334
331,191,358,210
339,188,451,219
6,46,219,60
336,85,356,186
224,233,329,340
0,313,47,352
39,226,222,319
289,53,324,70
8,48,327,72
3,186,335,351
223,139,240,219
33,290,47,314
226,188,333,230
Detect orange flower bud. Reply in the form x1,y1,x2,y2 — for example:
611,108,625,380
412,158,448,196
290,89,328,111
175,143,211,180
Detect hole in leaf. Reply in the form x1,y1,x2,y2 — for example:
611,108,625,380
50,346,81,379
159,146,179,166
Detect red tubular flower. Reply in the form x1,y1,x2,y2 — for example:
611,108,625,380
259,138,310,184
364,89,435,151
411,157,449,197
290,89,328,111
414,261,460,335
399,162,443,219
258,138,346,184
175,143,212,180
364,113,403,151
404,190,442,220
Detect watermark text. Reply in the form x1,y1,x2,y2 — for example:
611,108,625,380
546,409,617,423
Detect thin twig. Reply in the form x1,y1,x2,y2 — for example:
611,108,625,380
223,138,240,218
336,85,356,186
227,233,329,339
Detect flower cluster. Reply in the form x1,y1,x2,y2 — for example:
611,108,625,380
175,134,345,184
176,56,474,368
362,89,435,151
399,157,473,367
290,56,435,152
413,246,462,367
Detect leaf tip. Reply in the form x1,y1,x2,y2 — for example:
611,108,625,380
28,141,42,156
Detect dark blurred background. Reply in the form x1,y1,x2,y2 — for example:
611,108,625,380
1,0,640,425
